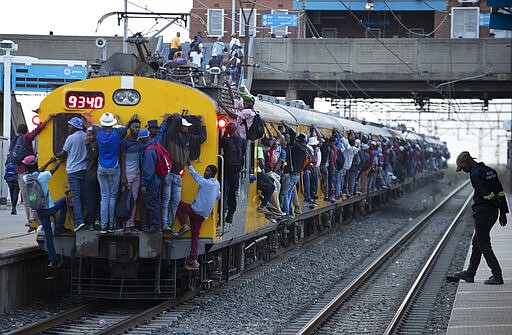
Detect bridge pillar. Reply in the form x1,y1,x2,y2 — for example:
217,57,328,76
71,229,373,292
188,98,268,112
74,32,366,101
285,89,297,101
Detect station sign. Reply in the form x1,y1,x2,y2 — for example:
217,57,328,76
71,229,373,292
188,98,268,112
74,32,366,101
11,64,86,92
262,14,298,27
479,13,490,26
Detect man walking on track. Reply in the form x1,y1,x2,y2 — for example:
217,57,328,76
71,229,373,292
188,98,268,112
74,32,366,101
451,151,509,285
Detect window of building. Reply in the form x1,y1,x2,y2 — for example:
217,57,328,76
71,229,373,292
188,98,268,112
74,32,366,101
239,8,257,37
271,10,288,37
207,9,225,37
451,7,479,38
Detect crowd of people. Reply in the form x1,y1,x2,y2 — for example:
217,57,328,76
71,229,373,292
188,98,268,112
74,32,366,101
252,120,450,220
4,84,450,269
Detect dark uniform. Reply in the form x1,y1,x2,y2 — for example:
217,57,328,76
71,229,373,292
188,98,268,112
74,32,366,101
467,162,509,281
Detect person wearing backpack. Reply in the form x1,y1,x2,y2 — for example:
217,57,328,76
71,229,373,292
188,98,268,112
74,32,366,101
137,129,163,233
12,114,54,232
218,82,256,140
22,155,66,268
162,113,206,235
220,122,246,224
55,117,88,232
4,162,19,215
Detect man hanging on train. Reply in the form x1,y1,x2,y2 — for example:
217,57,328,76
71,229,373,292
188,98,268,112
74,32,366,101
163,113,206,235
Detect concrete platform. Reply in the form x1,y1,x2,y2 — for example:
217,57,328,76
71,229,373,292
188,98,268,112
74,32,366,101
446,192,512,335
0,204,39,257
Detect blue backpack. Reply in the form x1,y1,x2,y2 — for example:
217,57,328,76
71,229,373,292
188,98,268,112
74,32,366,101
4,162,17,183
8,135,31,165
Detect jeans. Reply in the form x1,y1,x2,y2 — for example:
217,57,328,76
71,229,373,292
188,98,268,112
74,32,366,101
176,201,205,261
162,172,182,226
145,181,161,229
125,173,140,227
319,165,328,198
37,197,67,263
335,168,347,197
282,173,300,214
85,174,100,226
279,173,290,210
68,170,86,227
97,166,120,229
467,211,502,278
303,169,312,201
347,169,357,195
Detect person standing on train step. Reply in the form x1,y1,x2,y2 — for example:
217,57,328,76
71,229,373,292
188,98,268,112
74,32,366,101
282,132,308,216
178,161,220,270
11,114,54,232
83,112,130,234
120,118,142,231
163,113,206,234
22,155,66,268
217,82,255,140
220,122,246,224
138,129,162,233
55,117,87,232
451,151,509,285
84,127,100,229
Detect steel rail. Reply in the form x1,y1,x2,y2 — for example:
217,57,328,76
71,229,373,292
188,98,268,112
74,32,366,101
295,180,470,335
4,300,100,335
383,188,473,334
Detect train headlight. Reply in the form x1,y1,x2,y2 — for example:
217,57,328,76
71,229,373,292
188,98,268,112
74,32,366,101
113,89,140,106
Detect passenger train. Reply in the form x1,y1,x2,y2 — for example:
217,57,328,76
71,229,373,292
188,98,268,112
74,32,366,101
34,40,447,299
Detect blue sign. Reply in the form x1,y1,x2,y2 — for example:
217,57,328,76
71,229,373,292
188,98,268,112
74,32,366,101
11,64,86,92
262,14,298,27
480,13,490,26
0,64,3,92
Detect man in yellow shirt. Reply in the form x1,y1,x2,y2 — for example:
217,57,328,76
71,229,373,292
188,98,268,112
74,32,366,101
168,32,181,60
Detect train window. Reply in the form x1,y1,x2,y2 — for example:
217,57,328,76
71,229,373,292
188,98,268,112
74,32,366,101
53,113,82,155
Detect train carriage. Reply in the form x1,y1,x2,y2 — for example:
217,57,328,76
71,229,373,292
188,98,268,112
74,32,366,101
32,49,447,299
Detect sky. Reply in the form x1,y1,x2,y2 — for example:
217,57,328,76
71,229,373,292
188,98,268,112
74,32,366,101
1,0,510,166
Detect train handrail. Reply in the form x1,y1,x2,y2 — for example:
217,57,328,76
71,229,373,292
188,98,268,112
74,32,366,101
217,154,225,236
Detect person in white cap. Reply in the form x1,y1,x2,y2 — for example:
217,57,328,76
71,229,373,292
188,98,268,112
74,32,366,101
83,112,133,233
162,113,206,234
55,117,88,232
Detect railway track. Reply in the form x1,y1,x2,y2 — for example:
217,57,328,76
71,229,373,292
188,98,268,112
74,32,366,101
4,291,197,335
279,180,472,335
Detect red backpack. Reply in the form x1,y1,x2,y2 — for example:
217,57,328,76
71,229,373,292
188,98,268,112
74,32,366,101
144,141,172,177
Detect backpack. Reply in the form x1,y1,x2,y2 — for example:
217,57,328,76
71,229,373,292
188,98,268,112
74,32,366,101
25,172,48,210
244,113,265,141
144,141,172,177
336,149,345,170
228,57,238,69
4,162,17,183
224,136,245,171
8,135,31,165
115,186,135,224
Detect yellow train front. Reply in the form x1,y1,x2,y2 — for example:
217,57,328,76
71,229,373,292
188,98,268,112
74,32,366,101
37,75,225,298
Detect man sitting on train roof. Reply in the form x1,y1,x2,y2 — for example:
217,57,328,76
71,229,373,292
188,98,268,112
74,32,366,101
217,82,255,140
162,113,207,235
23,155,66,268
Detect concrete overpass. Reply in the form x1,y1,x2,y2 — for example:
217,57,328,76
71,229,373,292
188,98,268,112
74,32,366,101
250,38,512,105
1,34,511,107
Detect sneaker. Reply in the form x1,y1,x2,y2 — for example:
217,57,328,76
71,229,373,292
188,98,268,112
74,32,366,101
268,218,277,224
48,256,63,268
179,225,191,235
311,195,319,200
271,209,287,216
11,209,16,215
258,206,273,215
452,270,475,283
185,259,200,270
162,224,172,231
74,223,86,232
294,208,302,215
100,230,108,234
484,275,504,285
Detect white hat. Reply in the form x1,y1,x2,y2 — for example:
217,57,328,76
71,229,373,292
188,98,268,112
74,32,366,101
361,143,369,150
355,139,361,147
308,136,319,146
181,118,192,127
100,112,117,127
